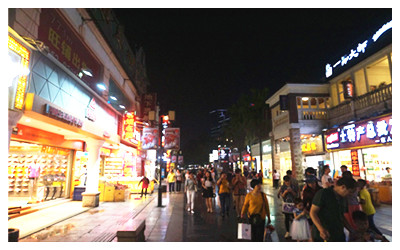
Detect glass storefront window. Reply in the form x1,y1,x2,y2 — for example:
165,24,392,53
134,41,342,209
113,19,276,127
310,98,317,109
366,56,392,92
354,69,367,96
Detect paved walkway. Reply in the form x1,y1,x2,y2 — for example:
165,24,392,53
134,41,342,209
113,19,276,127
17,183,391,242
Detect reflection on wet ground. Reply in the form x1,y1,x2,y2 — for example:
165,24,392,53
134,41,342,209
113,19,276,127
88,209,105,214
24,223,76,241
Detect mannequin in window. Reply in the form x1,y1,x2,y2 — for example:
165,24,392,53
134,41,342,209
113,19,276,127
28,158,41,201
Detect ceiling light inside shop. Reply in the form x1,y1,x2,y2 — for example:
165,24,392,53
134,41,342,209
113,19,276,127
119,105,126,109
97,83,106,91
302,97,309,101
110,96,117,101
81,68,93,77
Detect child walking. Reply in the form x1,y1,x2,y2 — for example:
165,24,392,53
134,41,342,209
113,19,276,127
290,198,311,241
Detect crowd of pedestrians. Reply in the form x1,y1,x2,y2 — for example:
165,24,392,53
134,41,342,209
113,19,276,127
156,163,386,242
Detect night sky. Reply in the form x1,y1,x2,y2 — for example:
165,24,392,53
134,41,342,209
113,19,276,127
112,8,392,164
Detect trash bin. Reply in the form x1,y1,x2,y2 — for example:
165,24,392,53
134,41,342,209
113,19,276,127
8,228,19,242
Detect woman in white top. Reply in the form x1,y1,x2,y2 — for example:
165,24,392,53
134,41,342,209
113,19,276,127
321,165,333,188
185,172,197,213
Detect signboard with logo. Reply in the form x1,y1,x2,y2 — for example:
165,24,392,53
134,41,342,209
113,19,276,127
45,104,83,127
301,135,324,154
164,128,180,150
38,9,102,88
219,147,230,163
142,127,159,150
324,114,392,151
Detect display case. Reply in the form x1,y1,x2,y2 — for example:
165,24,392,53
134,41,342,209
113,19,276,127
103,157,124,178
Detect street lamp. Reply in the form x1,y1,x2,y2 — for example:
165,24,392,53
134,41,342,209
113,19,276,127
149,110,175,207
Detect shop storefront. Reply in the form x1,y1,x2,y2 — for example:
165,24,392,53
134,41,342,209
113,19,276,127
325,113,392,203
9,124,84,206
301,134,327,176
251,140,273,179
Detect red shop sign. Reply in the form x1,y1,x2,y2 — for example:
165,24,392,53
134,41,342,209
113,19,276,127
350,150,360,177
325,114,392,151
38,9,102,88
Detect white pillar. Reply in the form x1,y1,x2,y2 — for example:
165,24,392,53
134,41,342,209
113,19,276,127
8,110,23,150
82,138,104,207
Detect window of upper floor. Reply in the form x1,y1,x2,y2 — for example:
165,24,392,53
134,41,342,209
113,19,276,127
296,97,330,110
329,53,392,107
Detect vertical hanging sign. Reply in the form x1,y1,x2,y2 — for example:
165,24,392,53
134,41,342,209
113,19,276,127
350,150,360,177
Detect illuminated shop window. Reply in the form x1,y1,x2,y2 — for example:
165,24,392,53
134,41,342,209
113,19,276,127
366,56,391,92
354,68,367,96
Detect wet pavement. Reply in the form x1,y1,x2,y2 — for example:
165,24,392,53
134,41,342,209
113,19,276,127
18,182,391,242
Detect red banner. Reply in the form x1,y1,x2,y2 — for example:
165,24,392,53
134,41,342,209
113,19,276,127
38,9,102,88
164,128,180,150
142,127,159,150
350,150,360,177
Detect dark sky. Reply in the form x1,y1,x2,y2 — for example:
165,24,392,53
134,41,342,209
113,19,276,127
113,8,391,162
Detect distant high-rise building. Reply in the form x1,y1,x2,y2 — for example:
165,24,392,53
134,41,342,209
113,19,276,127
209,109,230,145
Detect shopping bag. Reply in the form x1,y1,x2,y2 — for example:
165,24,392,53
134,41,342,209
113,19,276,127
282,202,295,213
238,222,252,240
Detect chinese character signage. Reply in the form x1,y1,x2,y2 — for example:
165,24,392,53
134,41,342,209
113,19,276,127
350,150,360,177
8,35,30,110
142,127,159,150
122,113,140,145
164,128,180,150
38,9,102,88
325,114,392,151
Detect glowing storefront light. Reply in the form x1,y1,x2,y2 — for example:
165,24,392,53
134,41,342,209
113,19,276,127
325,115,392,151
8,35,30,110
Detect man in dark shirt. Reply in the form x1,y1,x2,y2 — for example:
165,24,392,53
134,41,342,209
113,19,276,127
310,177,356,242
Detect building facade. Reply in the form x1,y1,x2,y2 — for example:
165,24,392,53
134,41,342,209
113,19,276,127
8,8,152,208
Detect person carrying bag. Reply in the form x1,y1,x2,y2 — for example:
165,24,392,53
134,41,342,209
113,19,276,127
241,179,271,242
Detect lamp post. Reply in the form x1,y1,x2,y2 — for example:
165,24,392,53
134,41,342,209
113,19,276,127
156,111,175,207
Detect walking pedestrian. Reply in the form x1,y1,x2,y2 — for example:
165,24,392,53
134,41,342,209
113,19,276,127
272,170,280,189
138,175,150,198
202,171,215,213
309,177,356,242
290,198,311,242
217,172,231,217
278,175,298,239
301,175,322,228
167,170,176,193
342,171,361,230
176,169,183,192
357,179,383,236
185,172,197,214
321,165,334,188
241,179,271,242
232,168,247,218
286,170,299,196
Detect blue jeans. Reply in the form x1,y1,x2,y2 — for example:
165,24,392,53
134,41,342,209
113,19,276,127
169,182,175,192
219,193,230,215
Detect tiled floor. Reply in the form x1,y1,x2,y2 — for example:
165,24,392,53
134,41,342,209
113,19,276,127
16,184,392,242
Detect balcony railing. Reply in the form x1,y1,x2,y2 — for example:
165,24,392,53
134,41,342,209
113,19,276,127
354,83,392,110
299,110,328,120
328,83,392,121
